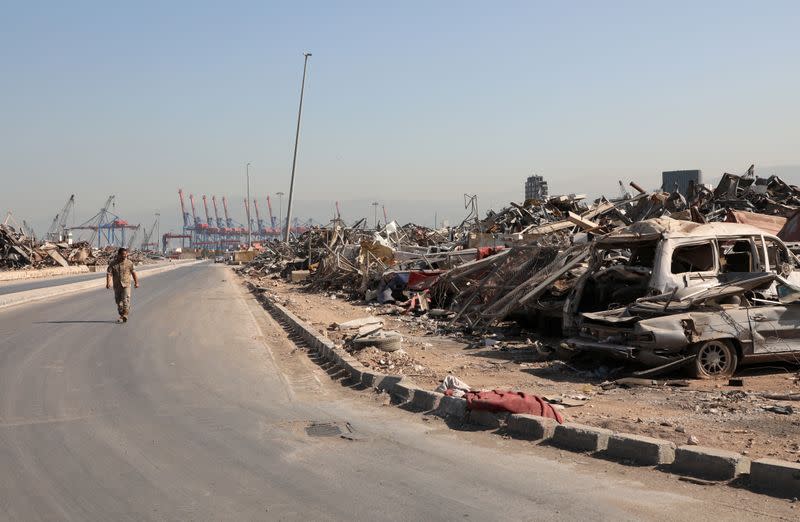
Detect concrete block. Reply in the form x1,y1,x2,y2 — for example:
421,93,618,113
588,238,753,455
605,433,676,465
468,410,509,429
342,362,363,384
750,458,800,498
318,343,332,360
552,423,612,452
372,374,404,392
410,390,443,412
506,414,558,441
360,371,384,388
329,350,345,365
390,382,416,404
290,270,310,282
671,445,750,481
432,396,467,420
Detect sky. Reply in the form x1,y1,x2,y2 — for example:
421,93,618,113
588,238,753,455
2,1,799,237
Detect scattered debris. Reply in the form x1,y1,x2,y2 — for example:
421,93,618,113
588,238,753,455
1,223,154,271
765,405,794,415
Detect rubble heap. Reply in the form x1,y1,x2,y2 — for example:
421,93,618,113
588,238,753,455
0,224,152,271
239,165,800,340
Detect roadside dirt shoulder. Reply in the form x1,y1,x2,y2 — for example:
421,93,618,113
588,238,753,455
249,275,800,463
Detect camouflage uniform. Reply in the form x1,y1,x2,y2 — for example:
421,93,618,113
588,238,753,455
107,258,136,318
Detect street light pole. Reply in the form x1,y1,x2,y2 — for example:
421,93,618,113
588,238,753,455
246,162,252,247
276,191,284,237
284,51,311,243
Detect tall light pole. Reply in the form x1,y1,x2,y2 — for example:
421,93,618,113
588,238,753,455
276,191,284,236
246,162,252,247
284,51,311,243
371,201,379,230
155,212,160,253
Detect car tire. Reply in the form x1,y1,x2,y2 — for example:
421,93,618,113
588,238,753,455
351,333,403,352
689,339,738,379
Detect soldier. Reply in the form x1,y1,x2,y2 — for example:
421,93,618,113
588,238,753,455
106,247,139,323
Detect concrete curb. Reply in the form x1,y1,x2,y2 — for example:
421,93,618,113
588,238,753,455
468,410,508,429
507,414,557,441
605,433,676,466
432,396,467,421
250,285,800,500
750,458,800,498
552,423,612,452
0,265,90,282
671,445,750,481
409,389,444,412
0,260,204,310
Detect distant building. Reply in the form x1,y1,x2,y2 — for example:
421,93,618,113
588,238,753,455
525,174,548,201
662,169,702,196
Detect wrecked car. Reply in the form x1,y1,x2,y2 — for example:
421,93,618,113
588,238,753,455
564,217,800,335
567,273,800,378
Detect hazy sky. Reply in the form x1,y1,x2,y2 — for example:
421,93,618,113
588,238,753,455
2,1,799,235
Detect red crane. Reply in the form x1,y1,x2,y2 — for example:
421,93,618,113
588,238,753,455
211,196,224,229
178,189,191,229
253,199,265,236
202,195,213,227
189,194,200,227
383,205,389,224
266,195,277,233
222,196,233,228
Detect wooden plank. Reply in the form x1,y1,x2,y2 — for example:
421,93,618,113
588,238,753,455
567,211,599,231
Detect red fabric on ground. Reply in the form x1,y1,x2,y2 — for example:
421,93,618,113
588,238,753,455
462,389,564,423
476,247,506,260
406,271,443,291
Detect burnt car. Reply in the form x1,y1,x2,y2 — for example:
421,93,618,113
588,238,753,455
567,272,800,378
564,217,800,334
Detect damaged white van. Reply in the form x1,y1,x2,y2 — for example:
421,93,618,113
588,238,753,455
564,217,800,378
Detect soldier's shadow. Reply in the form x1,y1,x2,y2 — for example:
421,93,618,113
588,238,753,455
35,320,119,324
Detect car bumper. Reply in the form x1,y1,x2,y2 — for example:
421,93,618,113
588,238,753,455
565,337,637,358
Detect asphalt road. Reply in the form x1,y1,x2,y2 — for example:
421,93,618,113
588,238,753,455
0,262,172,296
0,264,787,521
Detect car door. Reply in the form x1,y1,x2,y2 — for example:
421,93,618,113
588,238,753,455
748,304,800,354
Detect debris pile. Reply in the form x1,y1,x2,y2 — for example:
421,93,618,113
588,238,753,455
240,164,800,379
0,224,152,271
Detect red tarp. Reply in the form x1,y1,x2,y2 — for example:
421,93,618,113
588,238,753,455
407,270,444,291
458,389,564,423
476,246,506,260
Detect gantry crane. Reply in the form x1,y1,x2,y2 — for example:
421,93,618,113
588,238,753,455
266,195,277,234
177,189,192,248
243,198,252,239
46,194,75,242
221,196,244,245
202,195,218,249
189,194,211,248
178,189,191,230
222,196,233,228
253,199,266,237
211,196,225,229
141,213,160,252
126,224,142,249
22,220,36,239
202,196,213,227
69,195,115,247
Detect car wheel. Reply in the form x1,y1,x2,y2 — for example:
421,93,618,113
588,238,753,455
690,339,738,379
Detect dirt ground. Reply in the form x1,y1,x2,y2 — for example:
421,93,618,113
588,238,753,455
245,275,800,463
